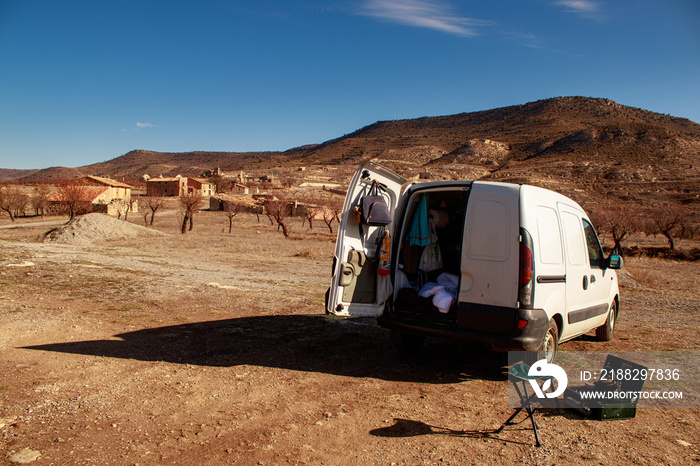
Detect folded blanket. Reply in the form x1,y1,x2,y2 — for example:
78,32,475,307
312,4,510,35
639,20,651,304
418,273,459,313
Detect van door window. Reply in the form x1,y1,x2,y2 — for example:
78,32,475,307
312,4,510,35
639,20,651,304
582,219,604,268
561,212,586,266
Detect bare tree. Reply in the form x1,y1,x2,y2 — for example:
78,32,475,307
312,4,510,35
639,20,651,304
116,201,130,220
0,186,33,221
146,197,165,225
54,180,95,221
592,206,640,256
32,184,51,217
0,186,21,221
15,191,28,218
299,202,321,230
179,191,203,233
250,204,263,223
675,209,699,241
225,202,244,233
321,198,342,234
263,198,292,238
645,204,688,250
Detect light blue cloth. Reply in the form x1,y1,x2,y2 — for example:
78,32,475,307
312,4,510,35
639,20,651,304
407,194,431,246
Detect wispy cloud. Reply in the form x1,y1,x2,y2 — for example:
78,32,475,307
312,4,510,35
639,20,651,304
504,30,542,50
136,122,156,128
554,0,600,16
360,0,486,37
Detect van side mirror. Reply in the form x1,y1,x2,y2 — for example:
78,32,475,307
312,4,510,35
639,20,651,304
606,253,622,270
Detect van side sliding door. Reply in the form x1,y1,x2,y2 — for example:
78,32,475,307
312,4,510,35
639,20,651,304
558,203,610,336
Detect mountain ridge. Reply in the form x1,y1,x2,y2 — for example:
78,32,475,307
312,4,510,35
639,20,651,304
5,97,699,188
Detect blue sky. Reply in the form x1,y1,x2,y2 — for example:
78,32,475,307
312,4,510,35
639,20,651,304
1,0,698,169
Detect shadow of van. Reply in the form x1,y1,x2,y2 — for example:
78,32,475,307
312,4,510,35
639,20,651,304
23,314,507,384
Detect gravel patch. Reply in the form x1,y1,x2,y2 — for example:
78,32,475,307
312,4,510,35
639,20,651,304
41,213,166,245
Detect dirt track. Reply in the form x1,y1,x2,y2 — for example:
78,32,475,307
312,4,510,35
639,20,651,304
1,211,699,465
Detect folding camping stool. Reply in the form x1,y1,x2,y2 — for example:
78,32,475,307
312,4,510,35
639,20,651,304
494,362,554,447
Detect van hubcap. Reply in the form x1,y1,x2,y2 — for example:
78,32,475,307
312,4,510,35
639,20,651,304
609,308,616,330
542,331,556,363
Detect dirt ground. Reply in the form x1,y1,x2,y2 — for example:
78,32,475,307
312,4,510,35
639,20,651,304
0,209,698,465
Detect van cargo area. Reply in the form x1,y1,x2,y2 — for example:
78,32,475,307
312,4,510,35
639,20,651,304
392,188,467,321
379,184,548,352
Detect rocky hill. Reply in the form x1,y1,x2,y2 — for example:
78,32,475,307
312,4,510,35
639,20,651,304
285,96,699,171
279,97,700,209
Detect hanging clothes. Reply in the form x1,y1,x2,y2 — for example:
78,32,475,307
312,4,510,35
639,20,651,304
419,216,442,272
406,194,431,246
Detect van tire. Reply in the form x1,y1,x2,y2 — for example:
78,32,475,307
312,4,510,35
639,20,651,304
526,319,559,365
390,330,425,354
596,300,617,341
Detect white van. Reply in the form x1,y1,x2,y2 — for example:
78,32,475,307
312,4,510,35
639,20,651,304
326,163,622,363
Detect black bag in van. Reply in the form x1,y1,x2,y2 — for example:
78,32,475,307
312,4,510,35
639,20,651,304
360,181,392,226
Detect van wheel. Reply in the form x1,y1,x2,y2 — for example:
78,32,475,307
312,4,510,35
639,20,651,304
390,330,425,354
526,319,559,365
596,300,617,341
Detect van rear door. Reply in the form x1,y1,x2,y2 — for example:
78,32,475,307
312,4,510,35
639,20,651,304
459,182,520,309
327,163,406,317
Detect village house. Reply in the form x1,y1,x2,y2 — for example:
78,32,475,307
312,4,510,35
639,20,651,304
82,175,133,202
48,175,137,216
202,167,224,177
187,178,216,197
146,176,188,197
230,182,250,194
146,176,216,197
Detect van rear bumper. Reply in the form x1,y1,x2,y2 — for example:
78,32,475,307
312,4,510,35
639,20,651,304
378,307,549,352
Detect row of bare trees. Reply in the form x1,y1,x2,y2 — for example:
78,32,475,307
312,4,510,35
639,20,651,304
2,181,148,224
213,195,342,238
261,197,342,238
0,181,112,222
297,197,342,233
141,191,202,234
592,203,696,254
0,184,69,221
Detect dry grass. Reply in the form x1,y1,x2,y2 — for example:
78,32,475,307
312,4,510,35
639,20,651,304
624,256,699,291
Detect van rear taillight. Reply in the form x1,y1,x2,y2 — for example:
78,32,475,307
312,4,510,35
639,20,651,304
518,229,534,309
519,243,533,288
